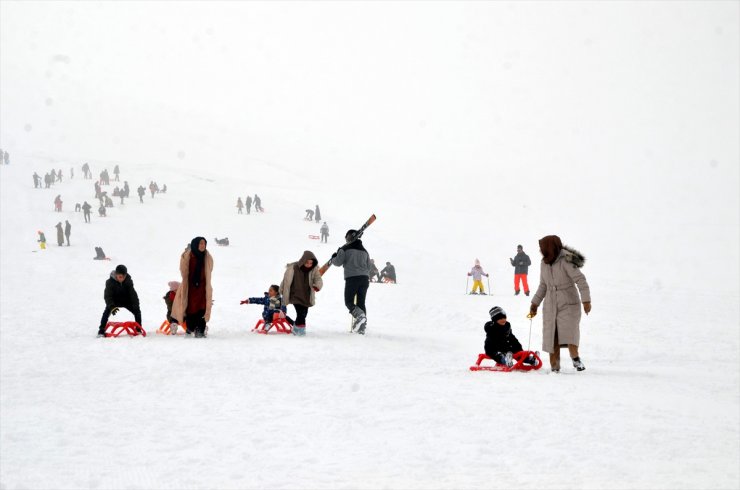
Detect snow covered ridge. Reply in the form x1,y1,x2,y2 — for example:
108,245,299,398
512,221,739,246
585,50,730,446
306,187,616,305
1,157,738,489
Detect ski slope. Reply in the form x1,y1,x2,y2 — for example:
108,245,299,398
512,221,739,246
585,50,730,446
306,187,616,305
0,159,738,490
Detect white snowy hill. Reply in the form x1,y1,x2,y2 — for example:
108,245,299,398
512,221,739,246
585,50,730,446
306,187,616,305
1,2,739,489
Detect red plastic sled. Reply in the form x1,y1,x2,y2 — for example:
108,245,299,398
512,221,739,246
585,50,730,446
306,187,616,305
308,235,320,240
469,351,542,372
104,321,146,338
252,313,293,335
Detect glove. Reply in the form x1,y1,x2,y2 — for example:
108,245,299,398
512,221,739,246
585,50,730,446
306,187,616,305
583,302,591,315
313,287,320,292
240,299,249,305
528,304,538,318
331,253,337,259
111,307,119,316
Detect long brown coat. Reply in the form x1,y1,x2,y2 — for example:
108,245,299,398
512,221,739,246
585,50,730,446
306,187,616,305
280,251,323,307
171,249,214,323
531,247,591,353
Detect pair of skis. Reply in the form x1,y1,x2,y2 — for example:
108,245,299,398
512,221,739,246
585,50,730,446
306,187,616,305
318,214,376,276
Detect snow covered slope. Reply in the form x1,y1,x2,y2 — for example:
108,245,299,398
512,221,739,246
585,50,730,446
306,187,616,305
0,157,737,489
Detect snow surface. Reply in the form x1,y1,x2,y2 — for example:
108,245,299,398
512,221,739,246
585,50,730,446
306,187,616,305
1,2,739,490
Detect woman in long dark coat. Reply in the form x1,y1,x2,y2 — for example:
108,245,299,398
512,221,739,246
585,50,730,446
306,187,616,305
172,237,214,338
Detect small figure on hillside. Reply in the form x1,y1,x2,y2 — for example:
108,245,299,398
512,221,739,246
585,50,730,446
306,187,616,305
240,284,292,333
94,181,101,199
33,172,41,188
484,306,537,368
64,220,71,246
510,244,532,296
57,169,63,182
214,237,229,246
55,222,64,246
113,164,120,181
54,195,63,212
137,185,146,203
368,259,380,282
236,197,244,214
82,201,92,223
149,181,156,198
82,162,91,179
97,264,143,337
314,205,321,223
245,195,253,214
98,205,107,217
3,151,8,165
468,259,489,295
304,209,314,221
320,222,329,243
379,261,397,283
75,203,81,212
123,181,130,198
93,246,107,260
37,230,47,250
161,184,167,193
254,194,263,212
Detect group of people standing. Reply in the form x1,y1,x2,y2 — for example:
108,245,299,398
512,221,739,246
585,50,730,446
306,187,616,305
467,245,533,295
235,194,264,214
0,148,10,165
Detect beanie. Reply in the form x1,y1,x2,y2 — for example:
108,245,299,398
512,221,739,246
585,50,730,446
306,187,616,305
115,264,128,275
489,306,506,322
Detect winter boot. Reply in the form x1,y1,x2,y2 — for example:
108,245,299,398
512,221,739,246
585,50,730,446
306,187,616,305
523,353,537,366
292,325,306,336
572,357,586,371
515,290,520,296
525,291,530,296
505,352,514,368
351,306,367,333
263,323,272,333
97,331,106,338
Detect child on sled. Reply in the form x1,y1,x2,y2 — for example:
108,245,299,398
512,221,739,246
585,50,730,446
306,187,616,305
484,306,537,368
240,284,293,332
163,281,182,333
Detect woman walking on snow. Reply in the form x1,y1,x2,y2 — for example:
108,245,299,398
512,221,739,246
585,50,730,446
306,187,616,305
280,250,323,336
172,237,214,338
529,235,591,372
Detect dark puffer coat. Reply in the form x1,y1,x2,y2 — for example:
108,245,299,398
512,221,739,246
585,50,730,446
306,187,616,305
104,271,140,309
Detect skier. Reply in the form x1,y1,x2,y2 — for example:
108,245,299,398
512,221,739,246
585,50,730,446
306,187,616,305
245,195,252,214
37,230,47,250
331,230,371,334
55,222,64,246
379,261,397,283
510,244,532,296
468,259,489,294
320,222,329,243
64,220,71,246
97,264,143,337
240,284,292,333
137,185,145,203
280,250,322,336
236,197,244,214
484,306,537,368
82,201,92,223
314,205,321,223
529,235,591,373
171,237,214,338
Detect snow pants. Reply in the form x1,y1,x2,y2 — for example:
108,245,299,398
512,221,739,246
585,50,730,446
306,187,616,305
514,274,529,293
472,279,485,293
98,305,142,334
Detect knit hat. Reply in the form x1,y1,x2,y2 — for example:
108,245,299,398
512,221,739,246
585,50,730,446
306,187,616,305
489,306,506,322
475,258,480,266
115,264,128,275
517,244,523,250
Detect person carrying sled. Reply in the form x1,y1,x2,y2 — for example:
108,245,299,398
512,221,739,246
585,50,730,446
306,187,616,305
379,261,396,283
510,244,532,296
331,230,371,334
240,284,292,332
529,235,591,372
320,222,329,243
280,250,322,336
468,259,489,294
484,306,537,368
97,264,143,337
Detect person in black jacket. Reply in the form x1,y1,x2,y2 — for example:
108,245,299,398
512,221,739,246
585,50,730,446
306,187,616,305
97,264,142,337
484,306,536,367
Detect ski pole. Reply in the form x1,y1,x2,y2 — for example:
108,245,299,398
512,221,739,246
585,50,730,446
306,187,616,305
526,315,533,352
465,276,469,294
487,276,491,296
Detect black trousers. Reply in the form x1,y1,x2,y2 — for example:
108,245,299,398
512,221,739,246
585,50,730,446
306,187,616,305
99,305,142,332
344,275,369,314
186,309,207,335
293,304,309,326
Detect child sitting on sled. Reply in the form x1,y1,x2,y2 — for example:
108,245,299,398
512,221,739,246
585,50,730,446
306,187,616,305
484,306,537,368
240,284,293,332
163,281,181,333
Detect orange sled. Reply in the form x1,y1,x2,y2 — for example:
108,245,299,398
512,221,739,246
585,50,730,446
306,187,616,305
156,319,187,335
469,351,542,372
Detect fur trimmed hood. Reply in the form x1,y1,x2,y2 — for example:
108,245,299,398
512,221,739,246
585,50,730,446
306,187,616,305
562,245,586,268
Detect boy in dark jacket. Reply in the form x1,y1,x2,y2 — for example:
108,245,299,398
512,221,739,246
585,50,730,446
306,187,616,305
240,284,291,332
484,306,536,367
97,264,142,337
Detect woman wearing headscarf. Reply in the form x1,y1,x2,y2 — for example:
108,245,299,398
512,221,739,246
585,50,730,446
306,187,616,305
529,235,591,372
171,237,214,338
280,250,323,336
